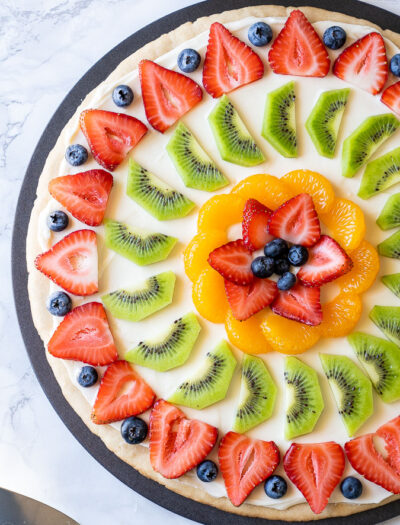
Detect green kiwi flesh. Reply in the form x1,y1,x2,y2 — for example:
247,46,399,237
342,114,400,178
127,160,195,220
166,122,228,191
209,95,265,167
358,147,400,199
102,271,175,322
125,312,201,371
233,355,277,433
320,354,373,436
261,81,297,158
306,88,350,158
370,305,400,346
378,230,400,259
284,356,324,440
376,193,400,230
348,332,400,403
168,340,236,409
382,273,400,299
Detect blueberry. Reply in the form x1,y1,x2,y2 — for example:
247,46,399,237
264,239,288,258
288,245,309,266
197,460,218,482
121,416,148,444
323,26,347,50
274,257,291,275
112,84,134,107
248,22,273,47
177,48,201,73
264,475,287,499
390,54,400,77
251,256,275,278
47,210,69,232
340,477,363,499
65,144,88,166
277,272,296,291
46,291,72,316
77,366,98,388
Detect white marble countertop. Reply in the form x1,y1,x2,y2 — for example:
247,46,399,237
2,1,400,524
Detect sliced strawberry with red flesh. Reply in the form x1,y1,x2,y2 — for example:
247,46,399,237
35,229,98,296
91,360,155,424
225,278,277,321
218,431,280,507
49,169,113,227
297,235,353,287
139,60,203,133
377,416,400,474
272,283,322,326
345,433,400,494
149,399,218,479
208,240,253,285
202,22,264,98
284,442,345,514
333,32,388,95
80,109,147,171
381,82,400,116
48,302,118,365
242,199,273,252
268,193,321,247
268,10,330,77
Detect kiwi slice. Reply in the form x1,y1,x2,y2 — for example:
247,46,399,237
376,193,400,230
378,230,400,259
104,219,177,266
370,305,400,346
125,312,201,371
358,147,400,199
382,273,400,299
127,160,195,220
306,88,350,158
348,332,400,403
168,340,236,409
342,114,400,178
166,122,228,191
261,81,297,158
284,356,324,440
320,354,373,436
209,95,265,167
102,271,175,322
233,355,277,433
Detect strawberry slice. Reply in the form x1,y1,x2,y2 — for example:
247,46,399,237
242,199,273,252
377,416,400,474
139,60,202,133
345,433,400,494
381,81,400,115
149,399,217,479
49,169,113,226
92,360,155,424
268,193,321,247
225,278,277,321
80,109,147,171
218,431,280,506
333,32,388,95
284,442,345,514
208,240,253,285
297,235,353,287
48,302,118,366
202,22,264,98
35,229,98,296
268,10,330,77
272,283,322,326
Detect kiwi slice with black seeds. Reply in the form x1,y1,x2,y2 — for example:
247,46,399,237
358,147,400,199
378,230,400,259
166,122,228,191
125,312,201,371
127,160,195,220
342,114,400,178
261,81,297,158
348,332,400,403
370,305,400,346
376,193,400,230
233,355,277,433
168,340,236,409
382,273,400,299
209,95,265,167
102,271,175,322
306,88,350,158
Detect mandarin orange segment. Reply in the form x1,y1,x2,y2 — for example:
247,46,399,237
197,194,245,233
230,174,292,210
192,267,229,323
336,240,379,294
225,309,272,354
318,292,362,338
261,313,320,354
184,230,227,282
321,198,365,251
282,169,334,214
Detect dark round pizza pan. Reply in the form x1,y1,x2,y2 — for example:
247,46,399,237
12,1,400,523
